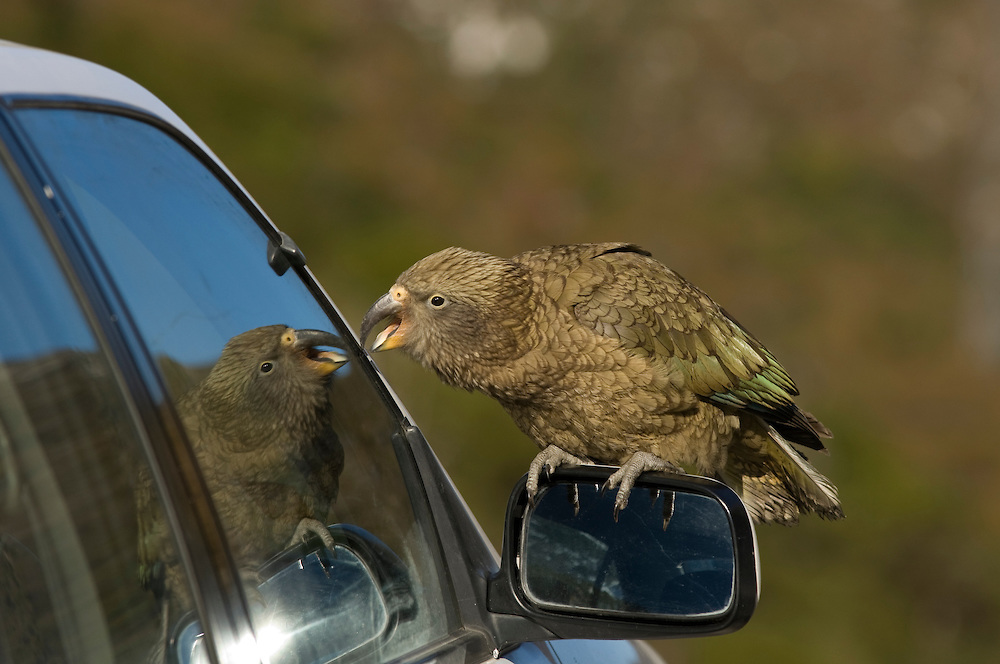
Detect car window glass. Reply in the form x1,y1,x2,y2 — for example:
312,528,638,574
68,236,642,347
0,158,169,662
15,108,450,662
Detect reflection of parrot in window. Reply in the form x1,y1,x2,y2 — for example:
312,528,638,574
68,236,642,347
136,325,347,613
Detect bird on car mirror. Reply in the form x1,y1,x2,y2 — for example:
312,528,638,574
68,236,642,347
361,243,843,526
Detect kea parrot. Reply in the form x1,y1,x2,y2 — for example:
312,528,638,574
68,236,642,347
360,243,843,525
136,325,347,617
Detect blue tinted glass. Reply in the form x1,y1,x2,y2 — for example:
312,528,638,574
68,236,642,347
0,159,178,659
14,107,451,663
0,158,93,359
17,110,329,366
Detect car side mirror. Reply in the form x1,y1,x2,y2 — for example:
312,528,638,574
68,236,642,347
488,466,759,644
172,524,416,664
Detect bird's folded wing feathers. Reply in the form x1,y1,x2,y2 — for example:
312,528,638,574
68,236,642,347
518,244,828,447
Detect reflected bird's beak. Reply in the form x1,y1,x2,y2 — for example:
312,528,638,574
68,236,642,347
292,329,348,375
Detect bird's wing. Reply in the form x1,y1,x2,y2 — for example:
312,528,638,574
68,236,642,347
520,243,828,450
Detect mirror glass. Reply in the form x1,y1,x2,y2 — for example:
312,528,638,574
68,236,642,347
521,482,736,618
176,545,388,664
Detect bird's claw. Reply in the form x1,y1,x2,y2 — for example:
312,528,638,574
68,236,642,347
602,467,634,521
661,490,676,531
526,445,590,504
288,517,336,552
604,452,683,521
564,484,581,516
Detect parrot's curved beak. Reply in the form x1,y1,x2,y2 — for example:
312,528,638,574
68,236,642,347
360,290,407,352
292,329,348,375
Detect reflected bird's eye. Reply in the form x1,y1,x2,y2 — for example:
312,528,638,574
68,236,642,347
260,362,274,374
430,295,446,308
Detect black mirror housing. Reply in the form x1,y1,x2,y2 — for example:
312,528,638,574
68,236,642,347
488,466,759,645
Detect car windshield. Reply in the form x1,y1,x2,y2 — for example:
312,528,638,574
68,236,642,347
12,107,451,662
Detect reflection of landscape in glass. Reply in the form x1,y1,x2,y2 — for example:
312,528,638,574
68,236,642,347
14,108,336,367
0,108,452,663
523,483,735,617
525,517,622,609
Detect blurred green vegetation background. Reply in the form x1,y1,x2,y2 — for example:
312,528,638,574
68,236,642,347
5,1,1000,661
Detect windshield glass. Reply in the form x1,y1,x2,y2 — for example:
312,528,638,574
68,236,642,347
15,107,450,662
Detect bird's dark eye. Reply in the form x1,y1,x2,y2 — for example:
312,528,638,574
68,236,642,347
260,362,274,374
429,295,446,308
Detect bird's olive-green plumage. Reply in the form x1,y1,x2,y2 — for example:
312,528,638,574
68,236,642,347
362,243,843,525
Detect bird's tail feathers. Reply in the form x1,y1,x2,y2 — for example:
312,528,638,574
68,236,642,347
727,419,844,525
802,409,833,439
764,423,842,516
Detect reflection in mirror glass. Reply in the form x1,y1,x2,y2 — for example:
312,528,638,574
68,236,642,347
522,483,736,618
175,545,388,664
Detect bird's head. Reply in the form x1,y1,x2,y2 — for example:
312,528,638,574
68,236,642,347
198,325,347,434
360,247,535,388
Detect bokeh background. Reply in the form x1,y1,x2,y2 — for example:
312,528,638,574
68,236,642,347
5,1,1000,661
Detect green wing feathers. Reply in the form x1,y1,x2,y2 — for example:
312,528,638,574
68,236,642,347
552,244,830,451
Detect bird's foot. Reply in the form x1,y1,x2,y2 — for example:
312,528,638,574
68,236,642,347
287,517,336,552
603,452,684,521
527,445,591,504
